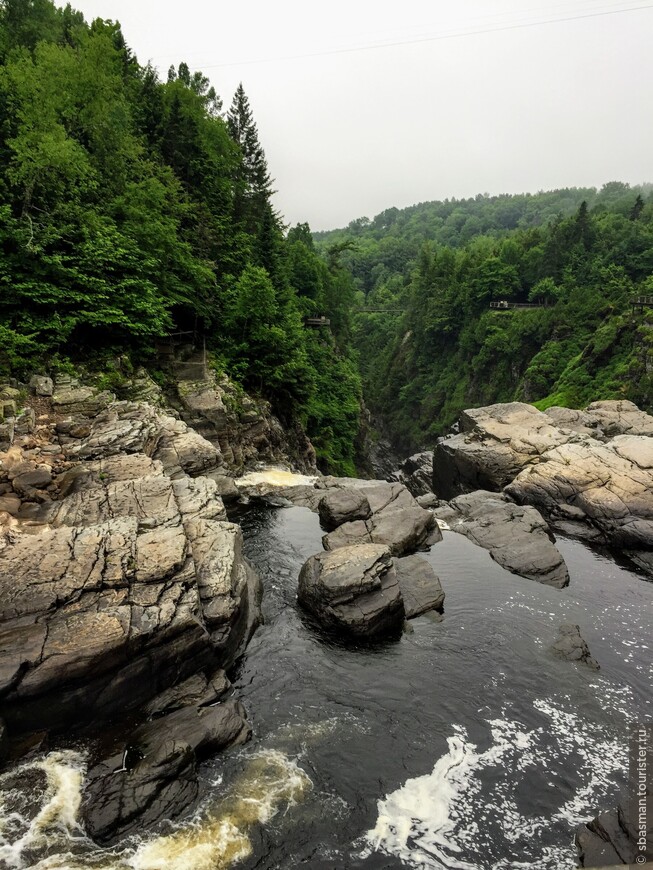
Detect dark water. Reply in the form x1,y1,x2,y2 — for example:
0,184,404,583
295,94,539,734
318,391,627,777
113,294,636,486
221,503,652,870
0,503,651,870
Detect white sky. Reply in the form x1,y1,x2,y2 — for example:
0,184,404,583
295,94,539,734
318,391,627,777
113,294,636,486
70,0,653,230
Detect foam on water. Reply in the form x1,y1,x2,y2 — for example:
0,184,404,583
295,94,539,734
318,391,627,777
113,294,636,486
0,750,86,869
364,696,626,869
0,749,310,870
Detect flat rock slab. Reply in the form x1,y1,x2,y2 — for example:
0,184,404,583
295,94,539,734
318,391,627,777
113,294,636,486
435,490,569,588
298,544,404,638
547,400,653,439
394,554,445,617
551,623,599,669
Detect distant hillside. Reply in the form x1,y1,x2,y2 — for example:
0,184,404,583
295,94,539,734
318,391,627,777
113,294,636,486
317,183,653,454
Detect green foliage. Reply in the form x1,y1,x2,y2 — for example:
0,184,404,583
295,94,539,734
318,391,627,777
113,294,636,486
0,0,363,474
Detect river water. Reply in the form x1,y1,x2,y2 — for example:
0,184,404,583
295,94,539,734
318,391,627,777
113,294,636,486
1,502,651,870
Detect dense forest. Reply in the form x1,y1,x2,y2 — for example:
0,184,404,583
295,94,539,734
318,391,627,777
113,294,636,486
316,186,653,454
0,0,361,473
2,2,653,473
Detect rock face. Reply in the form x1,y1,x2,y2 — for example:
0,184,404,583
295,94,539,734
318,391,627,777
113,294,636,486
393,555,445,617
551,624,599,669
173,373,317,474
433,400,653,576
0,401,262,737
434,491,570,588
317,488,372,530
391,451,434,498
298,544,405,638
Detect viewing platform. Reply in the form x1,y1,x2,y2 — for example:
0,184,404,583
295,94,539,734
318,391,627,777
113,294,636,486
490,301,547,310
630,295,653,313
304,315,331,328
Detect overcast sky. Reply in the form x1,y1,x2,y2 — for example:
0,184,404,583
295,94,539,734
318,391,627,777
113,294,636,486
70,0,653,230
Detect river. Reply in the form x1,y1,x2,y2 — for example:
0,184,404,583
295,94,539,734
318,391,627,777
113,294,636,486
0,501,651,870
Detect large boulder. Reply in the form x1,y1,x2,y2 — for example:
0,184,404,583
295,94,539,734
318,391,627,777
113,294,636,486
82,699,250,843
317,487,371,530
434,491,569,588
433,402,573,499
322,482,441,556
297,544,404,638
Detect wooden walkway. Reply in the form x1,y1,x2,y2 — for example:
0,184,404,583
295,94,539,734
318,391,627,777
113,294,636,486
631,295,653,313
490,301,547,310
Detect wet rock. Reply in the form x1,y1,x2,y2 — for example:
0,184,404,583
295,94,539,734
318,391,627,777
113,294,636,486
393,554,445,617
0,717,7,762
551,624,599,669
434,491,569,588
576,797,651,866
82,699,250,843
298,544,404,638
145,670,231,719
317,488,372,530
29,376,53,397
433,403,573,499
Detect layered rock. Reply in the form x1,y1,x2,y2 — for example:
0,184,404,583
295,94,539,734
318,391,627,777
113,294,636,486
433,403,573,499
0,402,262,738
505,435,653,563
434,491,569,588
433,400,653,576
173,373,317,473
391,451,434,498
298,544,404,638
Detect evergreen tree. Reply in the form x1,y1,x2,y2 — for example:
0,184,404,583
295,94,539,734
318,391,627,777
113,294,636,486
226,83,273,231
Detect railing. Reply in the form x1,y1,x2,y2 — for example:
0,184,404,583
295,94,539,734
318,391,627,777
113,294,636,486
631,295,653,307
490,301,546,310
304,315,331,327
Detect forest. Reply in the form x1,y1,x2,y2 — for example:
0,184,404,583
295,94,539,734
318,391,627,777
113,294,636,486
316,185,653,454
0,0,361,473
2,1,653,469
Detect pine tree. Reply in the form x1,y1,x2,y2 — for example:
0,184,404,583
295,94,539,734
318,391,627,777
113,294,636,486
226,83,273,231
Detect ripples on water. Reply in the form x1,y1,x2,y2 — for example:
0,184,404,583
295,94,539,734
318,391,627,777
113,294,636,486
1,502,652,869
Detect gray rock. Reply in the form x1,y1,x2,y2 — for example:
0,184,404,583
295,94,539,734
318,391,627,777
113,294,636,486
435,491,569,588
394,554,445,617
322,482,440,556
392,451,434,497
12,467,52,495
145,670,231,719
318,488,372,530
433,403,573,499
29,375,54,397
0,416,262,735
576,797,651,866
82,699,250,843
552,624,599,669
298,544,405,638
